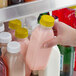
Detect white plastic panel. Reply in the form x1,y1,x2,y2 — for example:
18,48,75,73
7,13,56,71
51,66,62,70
0,0,76,22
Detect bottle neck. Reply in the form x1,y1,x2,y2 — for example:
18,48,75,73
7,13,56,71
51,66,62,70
16,38,27,41
40,24,52,30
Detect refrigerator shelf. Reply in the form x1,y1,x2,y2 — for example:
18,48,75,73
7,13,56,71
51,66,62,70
0,0,76,22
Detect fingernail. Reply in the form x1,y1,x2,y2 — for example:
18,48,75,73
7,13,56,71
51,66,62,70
43,43,48,48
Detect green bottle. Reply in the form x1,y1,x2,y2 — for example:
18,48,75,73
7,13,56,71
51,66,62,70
58,45,74,76
38,12,49,23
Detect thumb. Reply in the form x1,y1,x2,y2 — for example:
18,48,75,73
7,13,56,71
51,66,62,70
42,37,58,48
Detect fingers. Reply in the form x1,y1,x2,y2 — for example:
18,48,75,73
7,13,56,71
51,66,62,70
42,37,58,48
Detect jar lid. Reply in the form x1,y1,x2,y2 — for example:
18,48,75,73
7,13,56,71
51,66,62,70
15,27,28,39
9,19,22,30
7,41,20,53
40,15,55,28
0,32,12,44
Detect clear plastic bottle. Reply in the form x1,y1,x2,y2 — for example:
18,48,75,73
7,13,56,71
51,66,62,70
0,23,8,76
26,15,59,70
0,32,12,57
8,19,22,41
4,41,25,76
0,0,7,8
25,16,38,39
15,27,31,76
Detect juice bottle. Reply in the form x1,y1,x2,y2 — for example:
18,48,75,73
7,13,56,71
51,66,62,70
0,32,12,57
15,27,31,76
58,45,74,76
0,50,8,76
0,0,8,8
4,41,25,76
8,0,24,5
26,15,57,70
8,19,21,41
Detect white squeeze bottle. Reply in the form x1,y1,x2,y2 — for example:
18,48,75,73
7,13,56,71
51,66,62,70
4,41,25,76
38,45,60,76
26,15,60,72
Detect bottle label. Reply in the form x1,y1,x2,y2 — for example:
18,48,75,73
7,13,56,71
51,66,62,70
60,54,64,71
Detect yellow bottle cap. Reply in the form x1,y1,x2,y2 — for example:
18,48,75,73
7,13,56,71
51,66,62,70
40,15,55,27
15,27,28,39
68,5,76,9
9,19,22,30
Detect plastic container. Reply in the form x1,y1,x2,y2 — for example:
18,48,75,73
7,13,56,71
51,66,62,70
26,15,60,71
58,45,75,76
0,32,12,57
4,41,25,76
8,0,24,5
38,46,60,76
0,24,8,76
8,19,22,41
0,0,7,8
25,16,38,39
15,27,31,76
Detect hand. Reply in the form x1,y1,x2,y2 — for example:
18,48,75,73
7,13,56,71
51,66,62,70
42,21,76,48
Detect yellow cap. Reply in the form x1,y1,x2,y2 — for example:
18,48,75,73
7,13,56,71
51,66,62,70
15,27,28,39
9,19,22,30
40,15,55,27
68,5,76,9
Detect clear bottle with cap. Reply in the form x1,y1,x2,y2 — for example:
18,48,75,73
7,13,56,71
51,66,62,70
0,0,7,8
26,15,60,76
15,27,31,76
0,32,12,57
25,16,38,39
0,48,8,76
4,41,25,76
8,19,22,41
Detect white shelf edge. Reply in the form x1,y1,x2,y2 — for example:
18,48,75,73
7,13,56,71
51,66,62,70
0,0,76,22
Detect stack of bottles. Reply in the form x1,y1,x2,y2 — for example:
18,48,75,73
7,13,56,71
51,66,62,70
0,15,60,76
0,0,36,8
